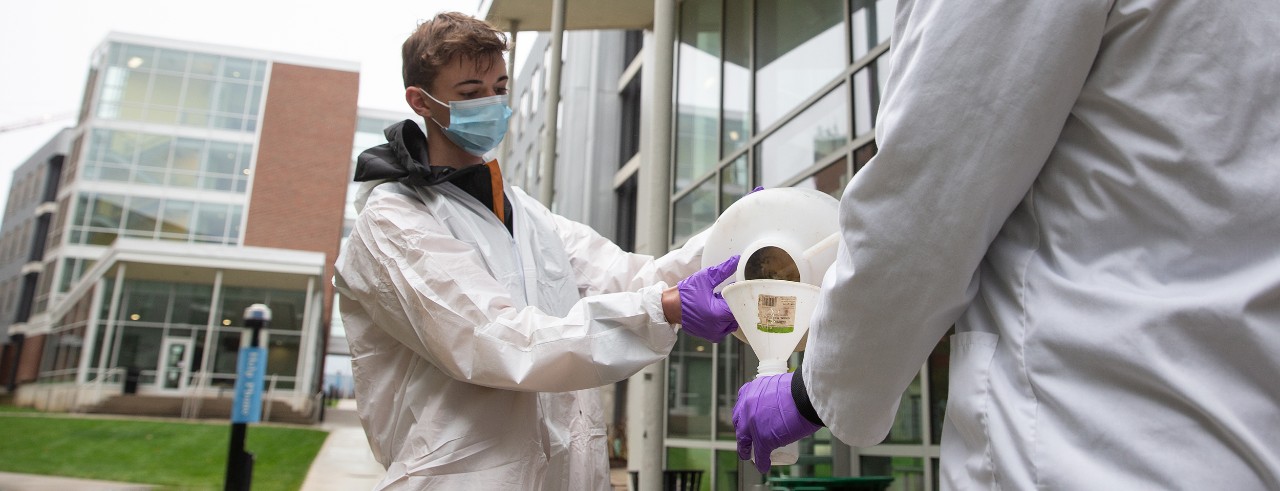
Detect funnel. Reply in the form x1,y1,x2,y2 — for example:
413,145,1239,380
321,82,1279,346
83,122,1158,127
722,279,821,467
722,280,821,376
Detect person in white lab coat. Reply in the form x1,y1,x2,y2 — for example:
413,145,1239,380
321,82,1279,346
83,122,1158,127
334,12,740,490
733,1,1280,488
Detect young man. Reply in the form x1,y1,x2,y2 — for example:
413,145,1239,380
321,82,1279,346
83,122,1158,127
334,12,739,490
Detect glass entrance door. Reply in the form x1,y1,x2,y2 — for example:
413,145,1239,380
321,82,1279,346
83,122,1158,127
158,338,193,391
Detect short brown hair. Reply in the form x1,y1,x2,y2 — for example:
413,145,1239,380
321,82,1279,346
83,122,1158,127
402,12,509,90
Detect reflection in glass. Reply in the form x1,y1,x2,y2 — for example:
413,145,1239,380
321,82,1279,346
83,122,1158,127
853,56,886,138
668,334,714,439
720,155,750,213
715,339,744,440
929,330,952,445
716,450,740,491
851,0,897,61
125,197,160,235
755,0,845,130
885,373,923,444
722,0,751,156
675,0,722,192
160,200,194,236
673,178,717,245
666,447,712,489
860,455,925,491
759,88,849,188
854,140,878,173
793,157,849,198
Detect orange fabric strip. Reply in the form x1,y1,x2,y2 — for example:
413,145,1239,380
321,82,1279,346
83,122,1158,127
485,160,504,221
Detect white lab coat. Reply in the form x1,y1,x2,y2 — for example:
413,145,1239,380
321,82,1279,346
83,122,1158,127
335,180,704,490
804,0,1280,489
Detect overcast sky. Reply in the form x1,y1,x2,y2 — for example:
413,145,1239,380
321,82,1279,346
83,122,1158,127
0,0,539,211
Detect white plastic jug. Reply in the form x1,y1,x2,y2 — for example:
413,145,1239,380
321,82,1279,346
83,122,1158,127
702,188,841,286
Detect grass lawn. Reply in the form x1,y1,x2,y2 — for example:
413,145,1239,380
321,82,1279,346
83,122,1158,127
0,411,328,490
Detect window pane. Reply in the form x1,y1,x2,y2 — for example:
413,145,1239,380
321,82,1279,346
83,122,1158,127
227,206,243,242
115,325,162,377
160,200,194,236
205,141,238,174
91,193,126,231
156,48,188,73
720,155,750,213
928,331,952,445
884,373,923,444
759,88,849,187
672,178,717,245
183,78,215,122
755,0,845,129
268,291,307,331
715,340,744,440
793,157,848,198
675,0,722,192
222,57,253,80
123,281,171,324
852,58,885,138
194,203,230,239
722,0,751,155
666,447,712,491
190,53,219,76
716,450,740,491
266,333,301,379
854,140,878,174
859,456,924,491
668,334,714,439
851,0,895,61
216,81,250,115
136,134,173,169
125,197,160,235
151,74,183,107
171,284,213,327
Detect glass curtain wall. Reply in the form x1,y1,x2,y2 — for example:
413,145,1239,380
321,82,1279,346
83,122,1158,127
666,0,954,489
60,277,309,393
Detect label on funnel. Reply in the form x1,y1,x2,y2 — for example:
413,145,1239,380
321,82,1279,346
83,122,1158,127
756,294,797,333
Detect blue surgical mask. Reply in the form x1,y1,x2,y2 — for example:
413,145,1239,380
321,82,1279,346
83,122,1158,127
421,88,513,156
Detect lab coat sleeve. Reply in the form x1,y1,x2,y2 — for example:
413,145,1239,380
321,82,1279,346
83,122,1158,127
544,208,708,297
337,194,678,393
802,0,1110,446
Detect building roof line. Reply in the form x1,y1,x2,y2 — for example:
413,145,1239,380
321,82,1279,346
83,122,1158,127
102,31,361,73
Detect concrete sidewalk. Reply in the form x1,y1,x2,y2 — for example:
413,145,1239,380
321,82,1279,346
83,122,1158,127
0,472,153,491
299,399,384,491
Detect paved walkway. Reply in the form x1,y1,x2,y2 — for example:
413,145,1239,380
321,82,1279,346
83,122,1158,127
299,399,384,491
0,472,153,491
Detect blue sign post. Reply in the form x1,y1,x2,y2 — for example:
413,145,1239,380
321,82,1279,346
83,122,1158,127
225,304,271,491
231,347,265,424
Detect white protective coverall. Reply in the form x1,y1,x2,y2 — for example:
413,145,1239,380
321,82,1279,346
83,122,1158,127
804,1,1280,489
335,173,703,488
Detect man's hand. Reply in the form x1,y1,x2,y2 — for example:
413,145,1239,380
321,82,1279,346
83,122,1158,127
676,255,740,342
733,372,822,473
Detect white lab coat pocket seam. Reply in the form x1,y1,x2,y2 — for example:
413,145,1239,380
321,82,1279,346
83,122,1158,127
943,331,1000,488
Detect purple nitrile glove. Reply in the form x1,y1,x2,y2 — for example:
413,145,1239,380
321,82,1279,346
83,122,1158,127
751,185,764,193
677,255,740,343
733,372,822,474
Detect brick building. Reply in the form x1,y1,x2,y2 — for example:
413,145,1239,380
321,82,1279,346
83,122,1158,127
0,32,358,420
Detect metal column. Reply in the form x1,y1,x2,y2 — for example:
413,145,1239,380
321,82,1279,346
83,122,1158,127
634,1,678,489
537,0,566,207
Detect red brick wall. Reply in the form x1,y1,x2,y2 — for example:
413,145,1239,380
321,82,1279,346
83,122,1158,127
245,62,358,334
